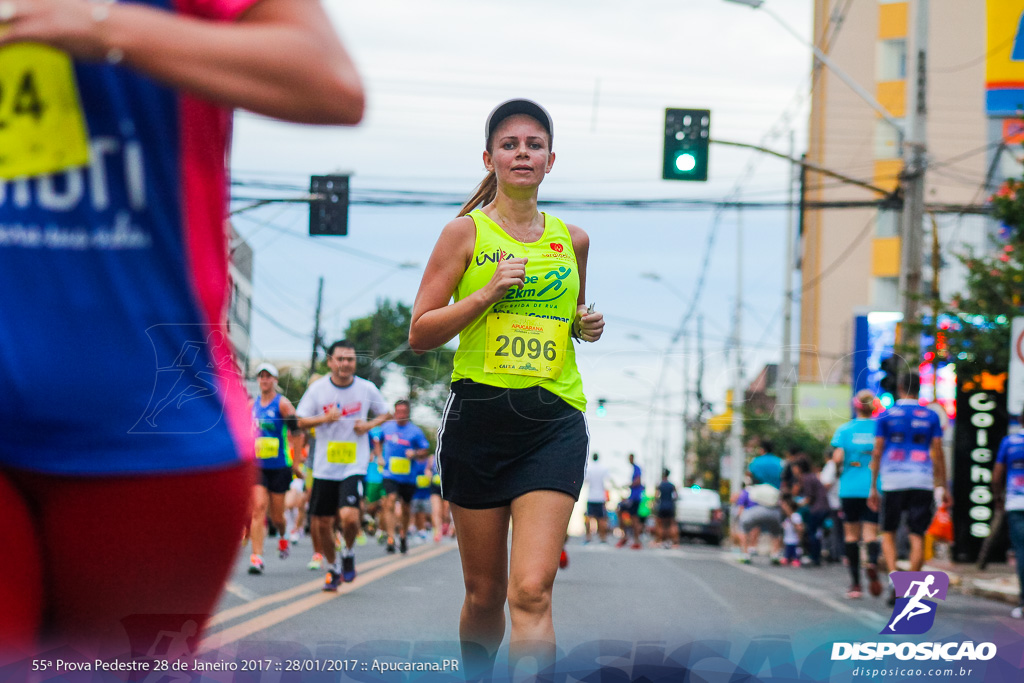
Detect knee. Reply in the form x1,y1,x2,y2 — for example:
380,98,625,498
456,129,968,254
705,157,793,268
464,577,506,614
507,576,551,617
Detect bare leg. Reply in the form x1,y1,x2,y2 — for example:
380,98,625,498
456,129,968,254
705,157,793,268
450,504,511,681
250,485,269,558
908,533,924,572
507,491,575,679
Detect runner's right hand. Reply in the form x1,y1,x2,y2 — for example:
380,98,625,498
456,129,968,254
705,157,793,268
482,257,528,304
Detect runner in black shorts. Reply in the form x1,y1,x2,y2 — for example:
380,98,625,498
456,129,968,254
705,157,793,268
296,342,392,590
248,363,300,574
409,99,604,679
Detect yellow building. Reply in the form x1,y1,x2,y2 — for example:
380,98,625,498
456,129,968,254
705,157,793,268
800,0,993,384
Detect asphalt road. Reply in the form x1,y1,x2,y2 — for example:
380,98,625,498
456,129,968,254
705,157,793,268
196,534,1023,682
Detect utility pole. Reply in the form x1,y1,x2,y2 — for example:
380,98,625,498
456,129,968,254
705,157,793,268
777,130,797,423
681,331,690,485
729,198,746,496
899,0,929,334
309,276,324,378
696,314,706,488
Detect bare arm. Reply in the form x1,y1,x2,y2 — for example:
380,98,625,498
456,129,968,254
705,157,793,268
0,0,364,124
409,217,528,353
296,406,340,430
867,436,884,511
993,462,1007,511
568,224,604,342
354,412,393,436
931,436,951,506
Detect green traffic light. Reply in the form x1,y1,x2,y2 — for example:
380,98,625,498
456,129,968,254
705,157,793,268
675,152,697,173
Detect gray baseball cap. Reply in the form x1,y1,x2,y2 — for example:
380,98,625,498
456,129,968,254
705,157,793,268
485,98,553,148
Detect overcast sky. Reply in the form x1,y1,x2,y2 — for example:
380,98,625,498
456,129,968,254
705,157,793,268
229,0,822,482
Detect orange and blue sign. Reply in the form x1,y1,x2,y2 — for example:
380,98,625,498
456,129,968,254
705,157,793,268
987,1,1024,115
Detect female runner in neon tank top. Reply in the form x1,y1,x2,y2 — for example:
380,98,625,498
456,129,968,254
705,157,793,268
410,99,605,679
0,0,363,662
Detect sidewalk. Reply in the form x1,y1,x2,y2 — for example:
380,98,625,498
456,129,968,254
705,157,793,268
924,557,1020,606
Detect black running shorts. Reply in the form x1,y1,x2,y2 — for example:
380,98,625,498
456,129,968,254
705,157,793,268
383,478,416,503
310,475,363,515
841,496,879,524
436,380,589,509
259,467,292,495
880,488,934,535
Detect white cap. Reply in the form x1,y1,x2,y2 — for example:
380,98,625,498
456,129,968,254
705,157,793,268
255,362,279,378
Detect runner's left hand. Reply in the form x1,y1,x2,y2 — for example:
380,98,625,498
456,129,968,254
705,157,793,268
575,304,604,342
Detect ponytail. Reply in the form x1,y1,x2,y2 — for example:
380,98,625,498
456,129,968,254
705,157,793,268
458,170,496,217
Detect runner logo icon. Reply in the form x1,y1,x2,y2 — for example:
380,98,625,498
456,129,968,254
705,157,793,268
882,571,949,635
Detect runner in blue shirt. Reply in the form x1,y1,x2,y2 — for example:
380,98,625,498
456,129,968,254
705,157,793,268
994,412,1024,620
380,400,431,554
868,372,949,605
830,390,882,599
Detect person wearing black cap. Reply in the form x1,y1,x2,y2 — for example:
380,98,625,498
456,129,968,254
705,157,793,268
410,98,604,678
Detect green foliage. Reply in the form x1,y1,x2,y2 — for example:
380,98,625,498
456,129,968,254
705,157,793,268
919,177,1024,377
343,299,455,414
743,407,831,468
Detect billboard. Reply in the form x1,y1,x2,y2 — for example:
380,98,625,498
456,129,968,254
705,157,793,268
986,1,1024,116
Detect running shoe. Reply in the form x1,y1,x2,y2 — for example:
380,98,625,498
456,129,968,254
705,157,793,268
323,570,341,592
630,541,642,550
779,558,790,566
356,533,367,546
307,553,323,571
278,537,290,560
399,536,408,554
615,538,628,548
288,529,301,544
342,555,357,583
334,532,343,553
886,589,897,607
1011,606,1023,619
791,559,801,568
738,555,752,565
846,585,863,599
378,532,388,545
387,537,396,554
865,564,883,597
248,554,264,575
770,556,782,566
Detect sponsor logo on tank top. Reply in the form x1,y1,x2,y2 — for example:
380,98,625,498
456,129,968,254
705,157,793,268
475,248,516,266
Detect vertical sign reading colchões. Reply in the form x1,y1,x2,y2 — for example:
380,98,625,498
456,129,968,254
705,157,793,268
952,373,1009,563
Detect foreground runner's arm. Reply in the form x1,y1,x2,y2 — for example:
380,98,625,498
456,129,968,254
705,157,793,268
0,0,363,124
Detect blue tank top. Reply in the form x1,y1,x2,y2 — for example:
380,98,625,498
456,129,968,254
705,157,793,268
252,394,291,470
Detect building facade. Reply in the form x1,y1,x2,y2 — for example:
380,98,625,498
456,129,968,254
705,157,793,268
800,0,992,386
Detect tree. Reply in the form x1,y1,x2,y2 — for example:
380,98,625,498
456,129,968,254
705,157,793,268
342,299,455,413
927,178,1024,377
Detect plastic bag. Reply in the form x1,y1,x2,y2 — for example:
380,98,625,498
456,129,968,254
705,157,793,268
928,502,953,542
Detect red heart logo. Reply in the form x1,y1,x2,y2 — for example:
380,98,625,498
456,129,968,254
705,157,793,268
550,243,564,253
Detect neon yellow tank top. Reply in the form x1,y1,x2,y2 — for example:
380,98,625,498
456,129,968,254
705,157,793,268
451,210,587,411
